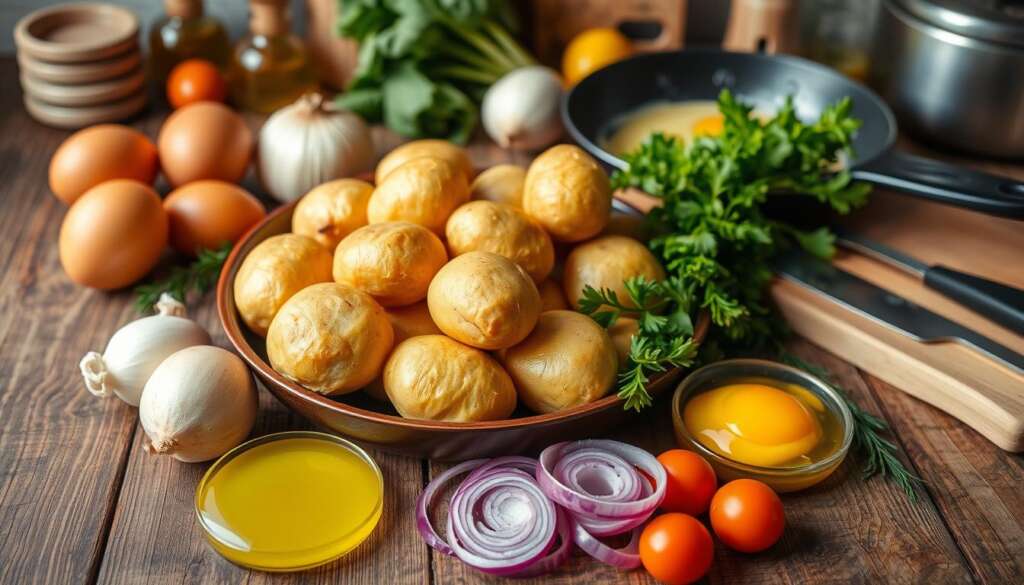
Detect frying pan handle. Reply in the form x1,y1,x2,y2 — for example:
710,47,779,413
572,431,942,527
852,151,1024,219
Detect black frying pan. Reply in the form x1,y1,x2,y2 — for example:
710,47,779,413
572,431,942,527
563,49,1024,219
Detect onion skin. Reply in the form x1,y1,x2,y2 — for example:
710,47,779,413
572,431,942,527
482,66,564,150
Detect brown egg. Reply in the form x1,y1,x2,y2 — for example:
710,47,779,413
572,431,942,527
501,310,618,414
233,234,333,336
158,102,253,187
291,179,373,250
564,235,665,309
333,222,448,307
368,157,470,234
609,317,639,365
538,278,568,311
445,200,554,282
59,180,167,290
376,139,474,183
383,335,516,422
49,124,159,205
267,283,394,395
470,164,526,207
523,144,611,242
163,181,266,255
364,301,441,401
427,251,541,350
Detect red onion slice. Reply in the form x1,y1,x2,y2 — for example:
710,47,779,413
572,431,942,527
416,458,487,556
538,440,667,523
572,517,643,569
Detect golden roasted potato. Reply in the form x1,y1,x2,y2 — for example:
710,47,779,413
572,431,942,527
608,317,639,365
427,251,541,350
333,221,448,307
383,335,516,422
470,164,526,207
267,283,394,395
522,145,611,242
364,301,442,401
538,278,568,311
563,235,665,309
367,157,470,234
233,233,333,336
375,139,474,184
291,179,373,250
501,310,618,413
445,200,554,282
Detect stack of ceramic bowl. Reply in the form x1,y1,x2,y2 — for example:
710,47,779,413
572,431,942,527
15,3,147,129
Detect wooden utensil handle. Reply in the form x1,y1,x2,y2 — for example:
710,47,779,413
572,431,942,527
723,0,800,54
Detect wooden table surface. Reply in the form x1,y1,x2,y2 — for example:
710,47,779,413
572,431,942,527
2,57,1023,584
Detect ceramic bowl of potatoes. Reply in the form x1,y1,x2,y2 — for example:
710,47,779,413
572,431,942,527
218,140,708,460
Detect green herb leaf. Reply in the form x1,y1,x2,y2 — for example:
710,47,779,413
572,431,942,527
134,243,232,314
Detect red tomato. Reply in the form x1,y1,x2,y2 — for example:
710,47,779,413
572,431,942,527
167,59,227,109
657,449,717,515
639,513,714,585
709,479,785,553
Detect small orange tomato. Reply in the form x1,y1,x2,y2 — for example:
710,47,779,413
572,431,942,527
562,28,632,86
657,449,717,516
709,479,785,553
639,513,714,585
167,59,227,109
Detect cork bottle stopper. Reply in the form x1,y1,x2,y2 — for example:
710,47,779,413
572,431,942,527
250,0,288,37
165,0,202,19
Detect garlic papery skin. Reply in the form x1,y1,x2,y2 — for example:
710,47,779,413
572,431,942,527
139,345,257,463
80,293,210,407
258,92,374,203
482,66,564,150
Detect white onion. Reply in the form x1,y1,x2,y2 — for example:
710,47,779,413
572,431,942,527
481,66,564,150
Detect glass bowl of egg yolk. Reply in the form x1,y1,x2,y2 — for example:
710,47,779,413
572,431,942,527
671,359,853,493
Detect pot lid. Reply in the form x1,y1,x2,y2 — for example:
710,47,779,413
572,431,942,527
894,0,1024,47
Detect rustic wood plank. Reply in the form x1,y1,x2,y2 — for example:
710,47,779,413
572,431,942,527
864,374,1024,584
427,339,974,584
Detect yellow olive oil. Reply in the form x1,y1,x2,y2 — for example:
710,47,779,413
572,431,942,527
196,434,382,571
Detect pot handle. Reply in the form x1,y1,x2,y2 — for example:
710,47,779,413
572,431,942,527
852,151,1024,219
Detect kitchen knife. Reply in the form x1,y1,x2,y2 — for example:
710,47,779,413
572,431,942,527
834,228,1024,334
774,249,1024,374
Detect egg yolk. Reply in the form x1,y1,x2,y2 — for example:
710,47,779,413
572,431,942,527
692,114,724,138
683,383,822,467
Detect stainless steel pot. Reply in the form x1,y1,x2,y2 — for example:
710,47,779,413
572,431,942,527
870,0,1024,158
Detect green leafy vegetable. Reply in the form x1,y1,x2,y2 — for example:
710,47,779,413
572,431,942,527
335,0,532,142
134,243,232,314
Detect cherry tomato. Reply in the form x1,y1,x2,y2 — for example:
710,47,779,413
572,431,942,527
167,59,227,109
639,513,714,585
657,449,717,515
709,479,785,553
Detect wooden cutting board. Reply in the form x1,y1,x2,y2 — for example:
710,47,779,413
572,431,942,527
771,189,1024,452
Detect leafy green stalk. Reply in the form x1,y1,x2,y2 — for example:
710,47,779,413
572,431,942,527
134,243,232,314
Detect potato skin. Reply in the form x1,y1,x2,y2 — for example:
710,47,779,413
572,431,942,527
291,179,373,250
364,301,441,401
445,201,554,283
368,157,470,234
538,278,568,311
501,310,618,413
523,145,611,242
383,335,516,422
470,164,526,207
267,283,394,395
233,234,333,336
333,222,448,307
428,251,541,350
608,317,639,365
563,235,665,309
376,139,474,184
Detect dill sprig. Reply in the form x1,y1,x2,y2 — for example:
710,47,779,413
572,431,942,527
781,353,925,500
134,242,232,314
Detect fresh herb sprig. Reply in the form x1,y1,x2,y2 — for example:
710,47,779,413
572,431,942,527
134,242,232,314
578,276,699,411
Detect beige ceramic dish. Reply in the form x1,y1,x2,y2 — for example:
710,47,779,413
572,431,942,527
21,68,145,107
16,50,141,84
24,92,146,130
14,3,139,63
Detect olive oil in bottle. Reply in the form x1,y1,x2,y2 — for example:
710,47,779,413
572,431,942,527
148,0,231,86
228,0,318,114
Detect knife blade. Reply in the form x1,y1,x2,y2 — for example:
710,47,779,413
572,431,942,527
774,249,1024,374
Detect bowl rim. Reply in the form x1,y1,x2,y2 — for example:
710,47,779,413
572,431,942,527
670,358,855,478
14,3,139,63
218,199,710,433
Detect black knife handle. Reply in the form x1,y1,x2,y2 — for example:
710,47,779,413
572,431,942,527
924,266,1024,334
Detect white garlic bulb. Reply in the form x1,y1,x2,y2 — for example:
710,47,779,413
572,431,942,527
481,66,564,150
139,345,258,463
80,294,210,407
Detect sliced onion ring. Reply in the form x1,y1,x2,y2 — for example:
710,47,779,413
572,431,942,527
572,517,643,569
416,458,487,556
